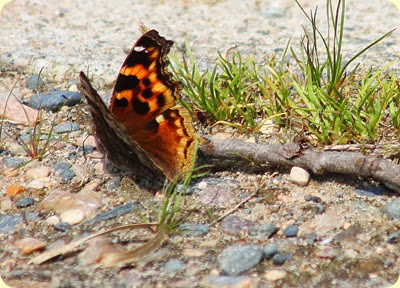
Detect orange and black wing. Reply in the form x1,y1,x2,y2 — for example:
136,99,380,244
109,30,197,179
109,29,182,130
79,71,160,176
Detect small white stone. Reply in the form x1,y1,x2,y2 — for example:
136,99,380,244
46,215,60,226
75,135,97,147
60,209,85,225
197,181,208,190
68,84,78,92
290,166,310,186
26,166,51,180
26,179,45,190
94,162,105,175
0,199,13,212
264,269,287,281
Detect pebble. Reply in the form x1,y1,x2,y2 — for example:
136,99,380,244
220,215,253,236
386,232,400,243
26,180,45,190
26,74,44,90
75,135,97,148
4,157,24,168
201,275,258,288
77,236,124,266
264,269,287,282
53,122,80,134
52,162,72,171
0,199,13,212
290,166,310,186
263,243,280,260
26,166,51,180
15,197,35,208
59,168,76,183
301,233,317,245
0,214,22,233
39,189,101,214
46,215,60,226
163,259,186,273
179,223,210,237
85,202,138,226
383,198,400,220
249,223,279,238
24,212,38,222
60,209,85,225
283,224,299,238
54,222,71,232
15,237,46,255
93,162,105,175
354,185,388,197
27,90,82,112
52,162,76,182
314,203,325,214
4,168,19,177
0,93,38,124
78,145,94,154
304,195,322,203
217,245,264,276
271,253,292,265
6,184,25,196
106,178,121,191
18,132,48,143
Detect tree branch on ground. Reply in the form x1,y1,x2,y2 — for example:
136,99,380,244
200,137,400,193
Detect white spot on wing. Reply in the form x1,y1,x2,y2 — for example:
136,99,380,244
156,114,165,123
134,46,147,52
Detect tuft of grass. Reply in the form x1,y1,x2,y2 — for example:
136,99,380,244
171,46,266,132
170,0,399,145
17,110,57,162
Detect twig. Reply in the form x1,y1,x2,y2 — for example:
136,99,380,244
200,137,400,193
29,223,158,265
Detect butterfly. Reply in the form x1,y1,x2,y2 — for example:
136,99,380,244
79,30,196,180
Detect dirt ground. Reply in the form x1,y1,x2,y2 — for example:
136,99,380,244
1,0,400,287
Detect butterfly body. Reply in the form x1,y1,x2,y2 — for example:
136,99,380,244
80,30,196,180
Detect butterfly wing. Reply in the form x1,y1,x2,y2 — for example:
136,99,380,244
133,106,196,179
108,30,197,179
79,71,160,176
110,30,181,130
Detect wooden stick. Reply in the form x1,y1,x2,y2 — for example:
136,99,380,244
200,137,400,193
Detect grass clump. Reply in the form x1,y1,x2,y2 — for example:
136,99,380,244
171,0,399,145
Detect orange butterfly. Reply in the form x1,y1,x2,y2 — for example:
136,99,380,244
80,30,196,180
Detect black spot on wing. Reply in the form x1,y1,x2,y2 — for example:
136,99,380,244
142,78,151,86
136,35,158,51
184,138,194,158
157,94,165,108
114,97,129,108
125,51,152,68
162,110,173,120
115,75,139,92
132,98,150,115
142,88,153,99
145,119,159,131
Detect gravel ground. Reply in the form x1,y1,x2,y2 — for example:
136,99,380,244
1,1,400,288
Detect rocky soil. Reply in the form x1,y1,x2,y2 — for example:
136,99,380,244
1,1,400,288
